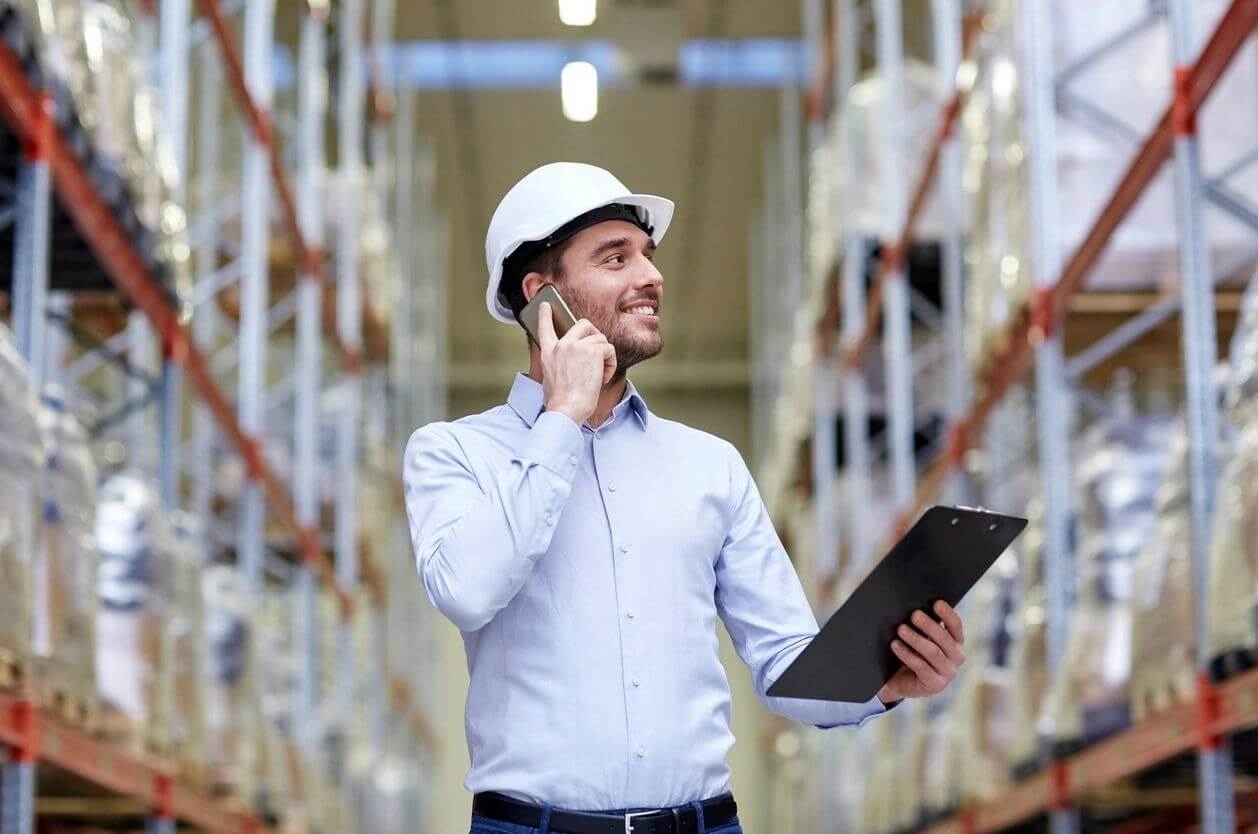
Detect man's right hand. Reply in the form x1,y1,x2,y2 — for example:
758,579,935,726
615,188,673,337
537,301,617,426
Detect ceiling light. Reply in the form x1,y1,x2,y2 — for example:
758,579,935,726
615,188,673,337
561,61,598,122
558,0,596,26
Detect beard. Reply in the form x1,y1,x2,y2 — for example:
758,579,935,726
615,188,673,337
558,279,662,374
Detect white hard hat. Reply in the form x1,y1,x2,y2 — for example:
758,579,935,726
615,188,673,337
484,162,674,324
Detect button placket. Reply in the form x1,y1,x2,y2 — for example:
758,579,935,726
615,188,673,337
594,427,648,778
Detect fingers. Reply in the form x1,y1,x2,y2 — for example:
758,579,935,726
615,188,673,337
891,640,945,692
602,344,617,385
565,318,604,341
910,610,966,666
934,601,965,645
535,302,558,350
897,622,957,678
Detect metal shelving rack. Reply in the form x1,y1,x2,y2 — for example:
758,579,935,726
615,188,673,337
0,0,445,830
759,1,1258,832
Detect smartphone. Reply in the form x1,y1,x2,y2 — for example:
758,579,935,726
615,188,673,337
517,284,578,342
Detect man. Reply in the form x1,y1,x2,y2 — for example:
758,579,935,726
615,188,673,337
403,162,966,834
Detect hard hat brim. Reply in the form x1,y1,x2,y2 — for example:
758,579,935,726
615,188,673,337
486,192,674,324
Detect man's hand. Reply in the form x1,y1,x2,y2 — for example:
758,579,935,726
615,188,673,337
536,301,617,425
876,601,966,705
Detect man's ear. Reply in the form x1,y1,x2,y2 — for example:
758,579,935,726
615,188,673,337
521,271,547,302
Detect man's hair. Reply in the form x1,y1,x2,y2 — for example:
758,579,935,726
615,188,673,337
499,239,572,320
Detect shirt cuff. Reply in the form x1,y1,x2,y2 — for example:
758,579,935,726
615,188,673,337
861,694,891,724
520,410,584,479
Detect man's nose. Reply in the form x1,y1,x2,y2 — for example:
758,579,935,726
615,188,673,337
636,257,663,289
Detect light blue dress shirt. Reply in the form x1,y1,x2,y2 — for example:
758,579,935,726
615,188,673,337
402,373,885,811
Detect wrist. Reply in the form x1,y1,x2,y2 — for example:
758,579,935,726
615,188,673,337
544,401,587,425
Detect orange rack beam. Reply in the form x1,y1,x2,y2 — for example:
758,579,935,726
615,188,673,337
918,666,1258,833
195,0,390,370
1,693,268,834
0,38,351,615
855,0,1258,555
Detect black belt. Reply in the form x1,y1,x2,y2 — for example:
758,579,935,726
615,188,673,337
472,792,738,834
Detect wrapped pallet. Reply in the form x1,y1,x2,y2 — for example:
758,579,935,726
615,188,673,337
960,0,1033,375
203,564,253,796
834,728,877,834
1129,426,1198,719
95,472,173,752
1042,383,1173,753
962,0,1258,370
252,591,297,824
922,566,1018,815
1207,272,1258,677
1005,498,1048,773
862,718,901,834
33,388,98,722
0,325,42,692
892,701,935,831
163,512,206,781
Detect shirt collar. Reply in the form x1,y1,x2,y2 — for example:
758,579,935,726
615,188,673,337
507,373,650,430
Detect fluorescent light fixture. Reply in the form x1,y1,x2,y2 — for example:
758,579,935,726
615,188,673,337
561,61,598,122
558,0,596,26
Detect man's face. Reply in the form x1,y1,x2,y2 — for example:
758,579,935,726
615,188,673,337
551,219,664,373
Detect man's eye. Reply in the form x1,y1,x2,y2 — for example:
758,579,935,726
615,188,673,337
605,254,625,265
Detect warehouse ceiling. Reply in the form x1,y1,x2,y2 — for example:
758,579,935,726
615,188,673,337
400,0,804,423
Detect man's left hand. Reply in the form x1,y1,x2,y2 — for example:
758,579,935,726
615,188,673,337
876,601,966,705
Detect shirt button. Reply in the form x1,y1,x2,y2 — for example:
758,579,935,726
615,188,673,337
636,747,646,758
632,678,641,688
544,513,554,526
568,455,578,466
608,483,617,492
620,544,630,554
626,609,635,619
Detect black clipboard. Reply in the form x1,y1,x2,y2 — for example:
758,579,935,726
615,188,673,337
766,505,1027,703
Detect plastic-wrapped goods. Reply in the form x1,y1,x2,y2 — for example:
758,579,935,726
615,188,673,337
922,566,1019,815
33,389,98,715
367,751,424,834
347,736,381,834
1129,426,1198,719
861,718,902,834
251,593,297,823
307,756,350,834
833,60,948,241
963,0,1258,371
1207,272,1258,677
0,325,43,690
1005,498,1048,773
891,702,935,831
250,720,294,827
94,472,173,751
162,512,205,777
1042,389,1173,754
960,0,1032,376
1050,1,1258,284
13,0,181,286
203,564,253,795
834,728,877,834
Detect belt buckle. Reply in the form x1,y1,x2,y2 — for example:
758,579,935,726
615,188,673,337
624,810,657,834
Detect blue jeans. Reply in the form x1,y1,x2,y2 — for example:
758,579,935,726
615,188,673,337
469,801,743,834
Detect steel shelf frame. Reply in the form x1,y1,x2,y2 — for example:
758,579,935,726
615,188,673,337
797,0,1258,832
0,0,438,829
